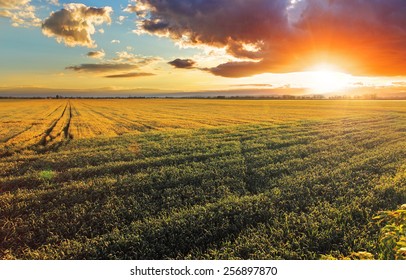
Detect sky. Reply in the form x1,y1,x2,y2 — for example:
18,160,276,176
1,0,406,96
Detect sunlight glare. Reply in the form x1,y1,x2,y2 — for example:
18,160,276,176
307,64,351,93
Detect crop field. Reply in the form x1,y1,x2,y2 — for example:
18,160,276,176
0,99,405,259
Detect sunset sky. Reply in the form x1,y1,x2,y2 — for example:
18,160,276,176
1,0,406,96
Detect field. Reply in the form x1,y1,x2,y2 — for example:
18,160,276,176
0,99,405,259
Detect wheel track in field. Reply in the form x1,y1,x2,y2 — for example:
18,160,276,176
1,124,35,143
63,102,73,139
71,102,97,138
0,102,70,156
1,103,64,144
47,101,73,142
62,101,73,140
38,102,68,145
45,104,64,118
49,101,73,141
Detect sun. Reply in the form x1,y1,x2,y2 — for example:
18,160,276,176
306,64,351,93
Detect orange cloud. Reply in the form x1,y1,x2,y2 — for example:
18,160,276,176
128,0,406,77
104,72,155,78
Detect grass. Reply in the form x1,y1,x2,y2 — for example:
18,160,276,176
0,99,405,259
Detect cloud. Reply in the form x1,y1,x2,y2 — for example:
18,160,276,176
0,0,29,8
66,51,160,78
0,10,10,17
128,0,289,55
66,63,155,79
42,3,112,48
168,58,196,69
0,0,41,27
66,63,136,73
114,51,160,66
111,40,120,44
104,72,155,78
127,0,406,77
207,61,271,78
232,84,273,88
87,50,105,59
47,0,59,5
392,81,406,86
117,15,127,24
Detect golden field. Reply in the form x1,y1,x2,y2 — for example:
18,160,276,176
0,99,405,260
1,99,405,154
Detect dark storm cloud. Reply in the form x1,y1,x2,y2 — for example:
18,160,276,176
130,0,289,56
168,58,196,69
127,0,406,77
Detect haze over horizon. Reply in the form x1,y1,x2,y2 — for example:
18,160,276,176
1,0,406,97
